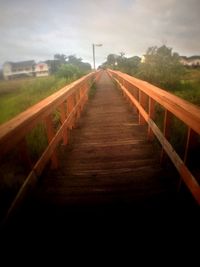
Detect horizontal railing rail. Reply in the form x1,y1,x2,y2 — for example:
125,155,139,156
0,70,102,221
107,69,200,205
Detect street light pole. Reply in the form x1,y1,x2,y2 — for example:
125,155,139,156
92,43,102,70
92,44,96,70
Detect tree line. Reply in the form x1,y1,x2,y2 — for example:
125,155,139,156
46,54,92,81
51,45,187,91
101,45,185,91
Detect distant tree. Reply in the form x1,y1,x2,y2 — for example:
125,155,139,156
66,55,91,73
54,54,67,64
119,51,125,58
107,54,118,67
101,53,140,74
138,45,184,89
67,55,82,65
56,64,81,81
117,56,141,75
45,59,62,74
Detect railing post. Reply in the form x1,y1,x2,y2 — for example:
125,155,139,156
184,128,198,164
67,94,75,129
139,90,147,125
160,109,173,163
76,89,81,119
147,98,155,141
44,114,58,169
19,138,32,170
58,102,68,145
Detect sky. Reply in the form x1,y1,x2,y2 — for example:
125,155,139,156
0,0,199,68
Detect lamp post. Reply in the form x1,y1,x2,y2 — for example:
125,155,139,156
92,43,102,70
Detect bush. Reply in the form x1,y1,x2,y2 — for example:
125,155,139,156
138,45,185,90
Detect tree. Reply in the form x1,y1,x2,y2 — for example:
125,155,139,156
56,64,81,81
138,45,184,89
107,54,118,67
54,54,67,64
101,53,140,74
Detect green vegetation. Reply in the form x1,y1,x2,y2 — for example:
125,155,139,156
0,76,66,124
101,53,141,76
173,69,200,105
0,54,92,124
89,82,97,99
102,45,200,106
137,45,184,90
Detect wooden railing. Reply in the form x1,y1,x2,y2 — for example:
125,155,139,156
107,69,200,205
0,71,101,220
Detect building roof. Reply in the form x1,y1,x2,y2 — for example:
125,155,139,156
5,60,35,69
180,56,200,60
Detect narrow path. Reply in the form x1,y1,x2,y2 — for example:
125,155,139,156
33,71,178,209
5,71,200,239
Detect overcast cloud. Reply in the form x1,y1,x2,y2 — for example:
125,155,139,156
0,0,199,67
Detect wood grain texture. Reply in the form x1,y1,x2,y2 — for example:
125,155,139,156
30,71,183,211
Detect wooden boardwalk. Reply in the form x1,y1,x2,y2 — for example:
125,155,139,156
30,72,180,209
7,71,199,234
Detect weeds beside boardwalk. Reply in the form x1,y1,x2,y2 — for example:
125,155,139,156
0,76,67,124
173,69,200,106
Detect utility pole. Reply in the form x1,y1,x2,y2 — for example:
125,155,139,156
92,43,103,70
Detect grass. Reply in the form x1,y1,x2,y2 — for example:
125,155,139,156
88,81,97,98
0,76,67,124
171,68,200,106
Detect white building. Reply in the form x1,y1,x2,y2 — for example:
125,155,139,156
180,56,200,67
35,62,49,77
3,60,35,80
2,60,50,80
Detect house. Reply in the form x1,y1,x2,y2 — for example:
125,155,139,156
35,62,49,77
3,60,35,80
180,56,200,67
2,60,50,80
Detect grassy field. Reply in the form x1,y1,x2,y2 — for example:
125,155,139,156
173,68,200,106
0,76,67,124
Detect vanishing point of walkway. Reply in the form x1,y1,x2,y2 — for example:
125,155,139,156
8,71,199,234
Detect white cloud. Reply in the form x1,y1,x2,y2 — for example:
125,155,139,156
0,0,199,67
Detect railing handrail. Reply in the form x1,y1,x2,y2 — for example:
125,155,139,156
0,70,101,222
0,72,95,158
107,69,200,205
108,69,200,135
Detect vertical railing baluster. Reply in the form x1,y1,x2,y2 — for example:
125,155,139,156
44,114,58,169
58,102,68,145
147,98,155,141
139,90,147,125
184,128,198,164
67,94,75,129
160,109,172,163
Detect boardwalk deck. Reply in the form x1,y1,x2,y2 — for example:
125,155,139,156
6,72,199,235
30,72,180,209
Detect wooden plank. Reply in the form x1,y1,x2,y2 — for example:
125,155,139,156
44,114,58,169
35,89,88,175
148,118,200,205
139,90,148,125
68,95,75,129
0,72,96,159
58,103,68,145
18,138,32,170
112,75,200,205
148,98,155,141
160,110,173,163
3,89,89,222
